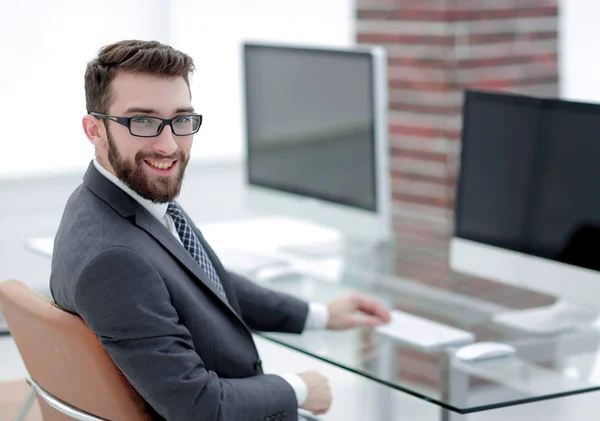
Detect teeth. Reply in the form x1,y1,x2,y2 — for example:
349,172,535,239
148,161,173,170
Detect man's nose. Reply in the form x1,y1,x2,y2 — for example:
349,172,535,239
151,124,178,156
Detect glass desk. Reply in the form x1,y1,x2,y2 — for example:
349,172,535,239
24,217,600,417
237,237,600,416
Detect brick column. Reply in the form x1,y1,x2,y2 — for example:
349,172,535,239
356,0,559,254
356,2,559,387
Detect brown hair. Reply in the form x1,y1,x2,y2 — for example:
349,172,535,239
84,40,195,114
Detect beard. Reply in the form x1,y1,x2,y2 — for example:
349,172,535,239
106,131,189,203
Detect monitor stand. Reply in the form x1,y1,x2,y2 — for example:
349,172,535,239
492,300,600,335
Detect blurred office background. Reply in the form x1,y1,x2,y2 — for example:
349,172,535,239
1,0,595,293
2,0,600,419
1,0,596,238
0,0,355,178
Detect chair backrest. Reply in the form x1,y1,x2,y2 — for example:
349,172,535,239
0,280,156,421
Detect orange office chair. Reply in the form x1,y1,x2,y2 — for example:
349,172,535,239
0,279,156,421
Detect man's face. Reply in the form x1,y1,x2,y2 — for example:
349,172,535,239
98,72,194,203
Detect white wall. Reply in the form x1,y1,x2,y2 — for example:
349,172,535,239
0,0,355,180
559,0,600,103
0,0,171,179
8,0,596,180
170,0,355,163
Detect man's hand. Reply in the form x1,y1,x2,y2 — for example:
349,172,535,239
297,371,332,415
327,292,391,330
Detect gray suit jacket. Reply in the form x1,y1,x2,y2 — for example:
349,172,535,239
50,162,310,421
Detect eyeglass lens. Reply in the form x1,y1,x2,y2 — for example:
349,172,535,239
130,115,201,136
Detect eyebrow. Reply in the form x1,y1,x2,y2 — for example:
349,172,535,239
122,106,195,116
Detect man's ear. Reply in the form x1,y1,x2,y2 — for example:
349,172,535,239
82,115,108,149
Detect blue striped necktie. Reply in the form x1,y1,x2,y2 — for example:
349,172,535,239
167,201,228,302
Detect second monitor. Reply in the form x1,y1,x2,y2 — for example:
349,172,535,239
451,90,600,334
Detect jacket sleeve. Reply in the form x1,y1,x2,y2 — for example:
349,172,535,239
74,246,298,421
226,270,309,333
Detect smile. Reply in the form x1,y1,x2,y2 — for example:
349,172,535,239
145,160,176,170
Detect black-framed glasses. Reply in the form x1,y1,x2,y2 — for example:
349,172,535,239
90,112,203,137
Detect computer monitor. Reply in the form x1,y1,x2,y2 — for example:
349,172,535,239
241,42,392,249
451,90,600,334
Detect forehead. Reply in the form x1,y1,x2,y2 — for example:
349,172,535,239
109,71,191,115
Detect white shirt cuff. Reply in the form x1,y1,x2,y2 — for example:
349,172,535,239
303,302,329,331
279,373,308,406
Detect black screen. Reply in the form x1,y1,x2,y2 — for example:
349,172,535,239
243,44,377,212
456,91,600,272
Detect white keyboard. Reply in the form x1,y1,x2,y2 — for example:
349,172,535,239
375,310,475,351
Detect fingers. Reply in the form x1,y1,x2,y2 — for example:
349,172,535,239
353,294,391,323
348,314,385,328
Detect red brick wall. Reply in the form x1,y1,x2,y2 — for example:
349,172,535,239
356,1,559,388
356,0,559,252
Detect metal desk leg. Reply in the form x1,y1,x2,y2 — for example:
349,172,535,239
14,387,35,421
441,408,469,421
375,338,396,421
441,353,470,421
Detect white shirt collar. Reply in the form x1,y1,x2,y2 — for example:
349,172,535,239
93,159,169,222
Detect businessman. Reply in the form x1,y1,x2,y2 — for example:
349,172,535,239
49,40,390,421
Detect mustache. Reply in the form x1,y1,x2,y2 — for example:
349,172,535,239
136,150,186,162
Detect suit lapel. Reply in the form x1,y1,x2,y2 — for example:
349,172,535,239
133,210,230,304
82,162,241,318
186,219,243,316
133,210,254,336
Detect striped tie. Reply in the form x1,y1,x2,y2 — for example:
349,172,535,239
167,201,228,302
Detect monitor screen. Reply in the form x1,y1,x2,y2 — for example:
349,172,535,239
455,91,600,273
243,43,378,212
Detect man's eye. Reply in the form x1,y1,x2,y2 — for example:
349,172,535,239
132,117,153,124
174,116,191,123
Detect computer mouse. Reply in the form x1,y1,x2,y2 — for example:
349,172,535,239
455,342,516,363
